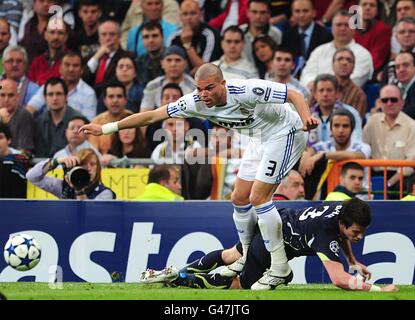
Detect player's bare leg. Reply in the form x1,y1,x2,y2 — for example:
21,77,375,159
249,179,293,290
220,177,255,277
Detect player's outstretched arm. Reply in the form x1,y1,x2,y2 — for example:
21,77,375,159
286,89,319,131
322,260,399,292
79,106,170,136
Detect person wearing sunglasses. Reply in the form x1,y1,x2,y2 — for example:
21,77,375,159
363,84,415,199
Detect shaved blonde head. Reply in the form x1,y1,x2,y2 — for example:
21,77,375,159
195,63,224,81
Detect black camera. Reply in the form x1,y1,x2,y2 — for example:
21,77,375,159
65,166,90,190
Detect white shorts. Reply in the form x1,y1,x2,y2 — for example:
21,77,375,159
237,128,307,184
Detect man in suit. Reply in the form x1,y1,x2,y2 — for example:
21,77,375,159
282,0,332,70
396,52,415,120
83,20,134,95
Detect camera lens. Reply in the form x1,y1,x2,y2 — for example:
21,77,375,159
68,167,90,190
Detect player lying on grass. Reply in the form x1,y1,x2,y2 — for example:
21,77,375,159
139,198,398,292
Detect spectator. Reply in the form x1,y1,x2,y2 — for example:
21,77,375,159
136,164,183,201
282,0,332,69
363,84,415,196
0,0,22,44
354,0,392,74
168,0,222,76
391,0,415,57
53,115,100,158
28,18,69,86
34,77,83,157
89,81,132,155
109,126,151,162
27,51,97,120
325,162,365,200
208,0,249,33
401,181,415,200
396,52,415,120
126,0,178,57
378,0,398,27
269,0,293,26
270,47,311,101
332,48,368,119
140,45,195,112
252,34,277,79
0,19,12,76
1,45,39,106
27,148,116,199
300,10,374,89
272,170,305,200
308,74,363,147
73,0,102,59
312,0,355,23
240,0,282,64
136,21,165,86
83,20,134,94
121,0,180,48
0,122,29,198
0,79,35,154
212,26,258,80
300,108,371,200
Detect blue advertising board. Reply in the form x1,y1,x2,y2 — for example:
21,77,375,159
0,200,414,284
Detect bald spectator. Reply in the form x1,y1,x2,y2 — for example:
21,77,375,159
212,26,258,80
363,84,415,195
240,0,282,64
354,0,392,74
333,48,368,120
272,170,305,200
391,0,415,57
28,18,69,86
0,79,35,154
0,19,11,76
126,0,178,57
168,0,222,75
301,10,374,89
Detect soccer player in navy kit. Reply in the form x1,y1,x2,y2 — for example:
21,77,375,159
80,63,319,290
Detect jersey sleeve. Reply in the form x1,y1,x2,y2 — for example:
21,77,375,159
310,230,342,263
166,93,196,118
246,79,287,104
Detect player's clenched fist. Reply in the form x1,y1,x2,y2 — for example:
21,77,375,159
79,123,103,136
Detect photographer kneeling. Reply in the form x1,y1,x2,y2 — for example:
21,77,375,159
27,148,115,200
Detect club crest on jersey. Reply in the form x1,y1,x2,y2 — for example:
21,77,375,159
329,241,340,256
178,99,187,111
252,87,264,96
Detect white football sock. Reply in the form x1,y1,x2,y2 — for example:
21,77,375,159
232,203,257,258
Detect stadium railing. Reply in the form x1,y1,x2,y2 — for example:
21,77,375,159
326,159,415,199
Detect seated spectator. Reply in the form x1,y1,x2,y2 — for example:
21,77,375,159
272,170,305,201
0,19,12,76
0,1,22,45
208,0,249,33
391,0,415,58
136,21,165,86
332,48,368,119
354,0,392,75
270,47,311,102
300,108,371,199
282,0,332,73
308,74,362,147
53,115,101,159
252,34,277,79
27,51,97,120
212,26,258,80
311,0,355,23
168,0,222,76
97,55,143,114
89,81,132,155
28,18,70,86
0,122,29,198
396,52,415,120
240,0,282,64
363,84,415,197
0,79,35,154
326,162,365,200
1,45,39,106
126,0,178,57
34,77,83,157
300,10,374,89
136,164,184,201
27,148,115,200
401,181,415,200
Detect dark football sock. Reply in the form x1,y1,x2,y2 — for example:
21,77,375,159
179,250,225,274
172,272,233,289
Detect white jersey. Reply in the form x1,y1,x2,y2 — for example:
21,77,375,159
166,79,304,142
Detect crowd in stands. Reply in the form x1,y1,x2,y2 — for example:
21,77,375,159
1,0,415,201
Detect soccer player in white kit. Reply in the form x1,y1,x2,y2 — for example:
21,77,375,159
80,64,319,290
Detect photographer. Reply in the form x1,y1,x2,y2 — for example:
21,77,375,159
26,148,115,200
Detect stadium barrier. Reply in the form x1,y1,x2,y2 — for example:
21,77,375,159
326,159,415,199
0,200,414,284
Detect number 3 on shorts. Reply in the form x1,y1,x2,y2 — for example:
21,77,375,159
265,160,277,177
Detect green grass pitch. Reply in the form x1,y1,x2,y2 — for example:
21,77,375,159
0,283,414,300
